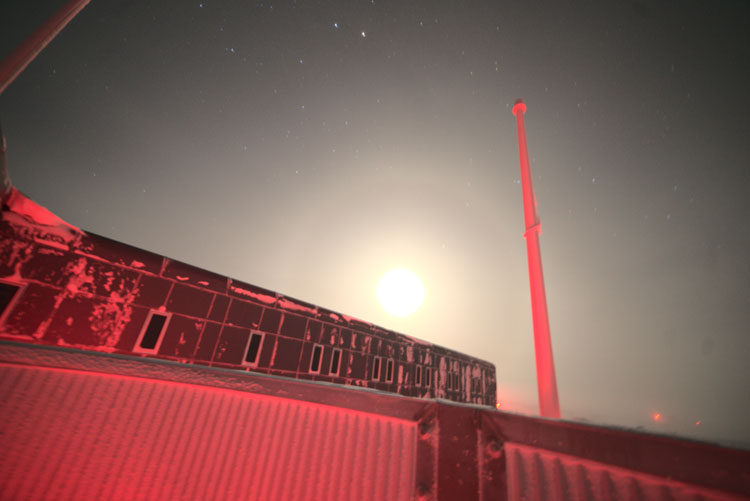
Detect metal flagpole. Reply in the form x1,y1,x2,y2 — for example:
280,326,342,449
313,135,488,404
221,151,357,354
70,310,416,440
0,0,91,95
512,99,561,418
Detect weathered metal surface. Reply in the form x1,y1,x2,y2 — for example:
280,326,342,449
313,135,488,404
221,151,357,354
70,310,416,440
483,410,750,499
0,342,748,500
0,359,417,500
435,403,480,498
504,442,745,501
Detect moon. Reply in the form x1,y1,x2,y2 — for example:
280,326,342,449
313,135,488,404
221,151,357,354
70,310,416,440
376,268,425,318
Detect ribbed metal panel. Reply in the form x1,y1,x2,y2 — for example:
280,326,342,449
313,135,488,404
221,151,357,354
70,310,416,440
0,363,416,500
504,442,744,501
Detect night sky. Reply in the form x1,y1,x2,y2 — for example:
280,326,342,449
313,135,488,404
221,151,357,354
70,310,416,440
2,1,748,447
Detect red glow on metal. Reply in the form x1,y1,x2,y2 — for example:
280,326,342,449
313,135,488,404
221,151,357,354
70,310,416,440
512,99,561,419
0,0,91,95
0,361,417,499
2,345,749,499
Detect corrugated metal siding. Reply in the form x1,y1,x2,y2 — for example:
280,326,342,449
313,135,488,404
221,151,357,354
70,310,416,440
504,442,744,501
0,363,417,500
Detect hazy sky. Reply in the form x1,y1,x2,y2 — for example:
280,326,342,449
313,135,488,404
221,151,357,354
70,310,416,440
2,1,748,447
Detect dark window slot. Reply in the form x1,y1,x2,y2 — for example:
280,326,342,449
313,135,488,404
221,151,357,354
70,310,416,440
140,313,168,350
372,356,381,380
310,344,323,373
244,333,263,365
330,348,341,376
426,368,431,387
0,282,21,321
415,366,422,386
386,359,393,382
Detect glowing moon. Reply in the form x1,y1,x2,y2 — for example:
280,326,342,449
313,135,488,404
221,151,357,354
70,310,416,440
376,268,425,317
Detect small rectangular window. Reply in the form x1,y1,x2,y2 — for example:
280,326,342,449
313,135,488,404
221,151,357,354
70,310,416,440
310,344,323,373
415,366,422,386
446,372,452,390
426,367,431,387
0,281,23,326
135,311,171,353
330,348,341,376
453,373,459,391
372,356,381,381
242,332,264,367
386,359,393,383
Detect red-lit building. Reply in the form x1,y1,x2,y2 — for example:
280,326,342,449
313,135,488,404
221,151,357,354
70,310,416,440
0,196,496,407
1,2,749,496
1,193,749,500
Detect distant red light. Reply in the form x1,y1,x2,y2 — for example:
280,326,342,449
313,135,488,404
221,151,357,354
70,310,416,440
695,420,702,426
652,413,662,422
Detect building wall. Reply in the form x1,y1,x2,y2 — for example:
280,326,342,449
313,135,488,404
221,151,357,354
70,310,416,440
0,359,418,500
2,342,747,500
0,213,496,405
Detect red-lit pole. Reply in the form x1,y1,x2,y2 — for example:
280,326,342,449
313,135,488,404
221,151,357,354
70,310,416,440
0,0,91,95
512,99,561,419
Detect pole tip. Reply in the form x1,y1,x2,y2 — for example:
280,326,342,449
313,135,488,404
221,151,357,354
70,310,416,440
512,99,526,117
